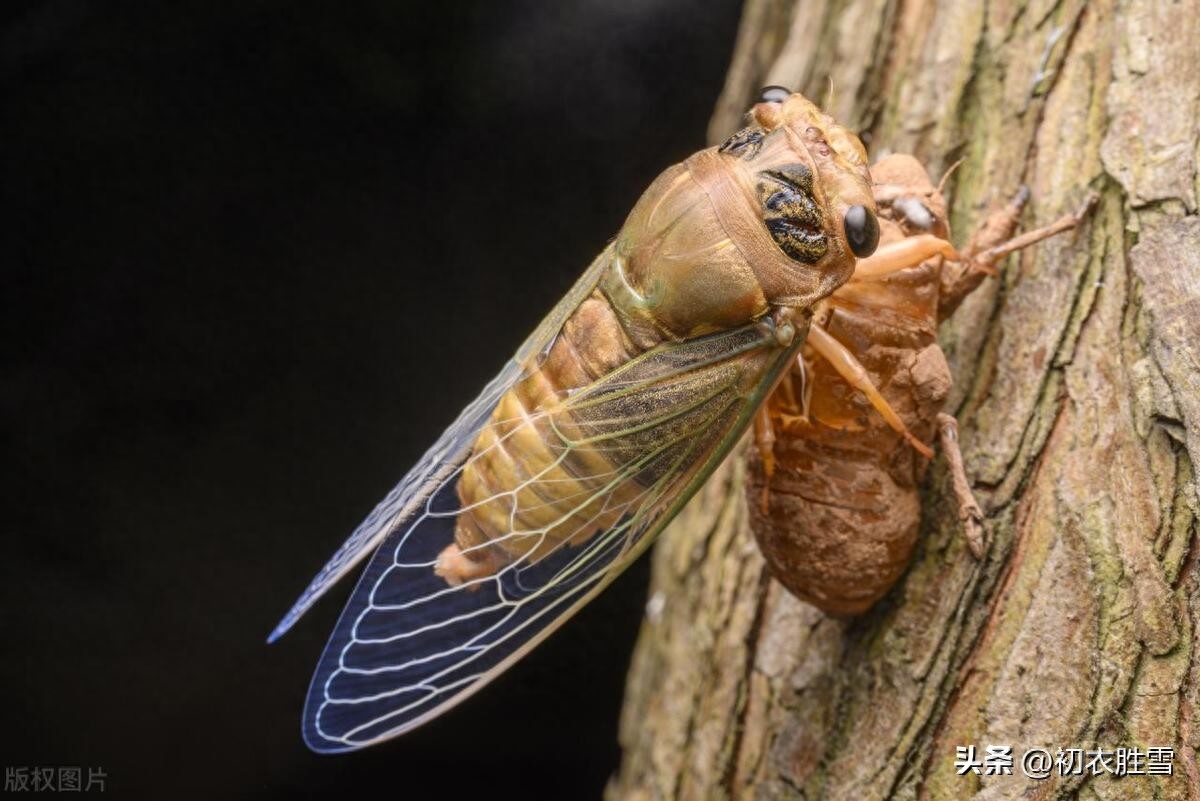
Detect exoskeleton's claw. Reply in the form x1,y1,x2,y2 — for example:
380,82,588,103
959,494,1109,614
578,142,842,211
1073,191,1101,223
961,509,987,560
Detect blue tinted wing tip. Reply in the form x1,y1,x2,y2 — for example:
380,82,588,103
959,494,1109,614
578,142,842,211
266,611,298,644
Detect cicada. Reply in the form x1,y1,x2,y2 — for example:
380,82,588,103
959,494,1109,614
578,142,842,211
270,89,879,752
748,151,1094,615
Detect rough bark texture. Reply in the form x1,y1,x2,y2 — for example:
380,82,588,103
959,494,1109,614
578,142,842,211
609,1,1200,799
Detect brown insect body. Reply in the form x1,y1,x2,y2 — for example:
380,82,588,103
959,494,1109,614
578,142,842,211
279,91,899,751
748,153,1089,615
437,93,876,584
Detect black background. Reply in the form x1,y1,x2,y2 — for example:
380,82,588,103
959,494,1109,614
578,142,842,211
4,2,744,799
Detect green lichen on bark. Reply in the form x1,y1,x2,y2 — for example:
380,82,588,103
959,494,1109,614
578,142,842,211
609,1,1199,799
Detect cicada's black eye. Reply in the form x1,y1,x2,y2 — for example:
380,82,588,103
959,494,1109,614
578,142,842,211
844,205,880,258
758,85,791,104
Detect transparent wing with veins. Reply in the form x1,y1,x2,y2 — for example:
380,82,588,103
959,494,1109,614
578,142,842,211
268,251,615,645
272,288,799,752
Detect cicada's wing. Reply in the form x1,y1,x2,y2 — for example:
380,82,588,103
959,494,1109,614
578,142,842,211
268,248,615,644
298,319,801,752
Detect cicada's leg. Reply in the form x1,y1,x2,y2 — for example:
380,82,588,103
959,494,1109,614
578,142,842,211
940,190,1099,317
773,353,814,431
794,351,813,422
807,326,935,459
852,234,959,278
936,413,986,559
753,406,777,514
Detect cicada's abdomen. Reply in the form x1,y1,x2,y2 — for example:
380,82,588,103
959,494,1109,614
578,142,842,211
439,287,647,581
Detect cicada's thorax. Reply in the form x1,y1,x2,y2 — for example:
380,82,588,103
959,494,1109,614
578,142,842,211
441,93,877,581
747,154,956,615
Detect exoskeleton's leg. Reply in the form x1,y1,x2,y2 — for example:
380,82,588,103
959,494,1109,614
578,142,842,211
936,413,985,558
753,406,777,513
776,359,800,412
774,354,813,424
852,234,960,278
940,190,1099,317
972,192,1098,269
806,326,935,459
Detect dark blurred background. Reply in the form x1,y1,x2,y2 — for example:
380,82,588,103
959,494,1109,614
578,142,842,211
3,1,744,798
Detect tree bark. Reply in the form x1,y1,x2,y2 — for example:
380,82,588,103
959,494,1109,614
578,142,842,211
608,1,1200,799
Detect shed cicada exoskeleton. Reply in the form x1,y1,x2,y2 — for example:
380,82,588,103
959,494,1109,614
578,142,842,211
270,89,879,752
748,151,1095,615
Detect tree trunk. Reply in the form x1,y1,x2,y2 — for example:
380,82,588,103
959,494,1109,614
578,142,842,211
608,1,1200,799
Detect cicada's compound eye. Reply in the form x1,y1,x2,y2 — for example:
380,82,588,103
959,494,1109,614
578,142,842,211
756,164,828,264
757,85,792,104
843,204,879,258
719,126,766,160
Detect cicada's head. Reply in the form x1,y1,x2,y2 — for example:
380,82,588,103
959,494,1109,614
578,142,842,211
613,87,877,340
719,87,878,299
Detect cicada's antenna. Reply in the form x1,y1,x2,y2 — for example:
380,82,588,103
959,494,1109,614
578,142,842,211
936,158,965,196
